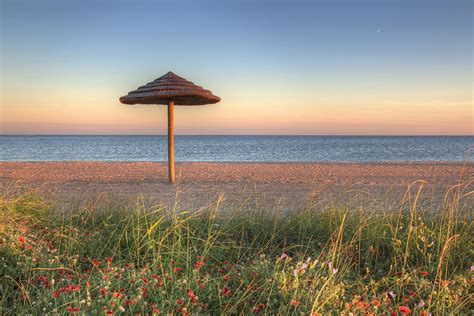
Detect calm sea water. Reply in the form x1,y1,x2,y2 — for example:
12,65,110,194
0,136,472,162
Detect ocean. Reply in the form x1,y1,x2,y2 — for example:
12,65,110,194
0,135,472,162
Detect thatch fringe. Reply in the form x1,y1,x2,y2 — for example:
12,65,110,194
120,71,220,105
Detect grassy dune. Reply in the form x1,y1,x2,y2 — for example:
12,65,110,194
1,181,472,315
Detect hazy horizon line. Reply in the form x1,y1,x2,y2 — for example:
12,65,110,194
1,134,472,137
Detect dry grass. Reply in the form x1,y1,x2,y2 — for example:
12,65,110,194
0,178,472,315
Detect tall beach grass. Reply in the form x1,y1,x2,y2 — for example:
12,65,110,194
1,179,472,315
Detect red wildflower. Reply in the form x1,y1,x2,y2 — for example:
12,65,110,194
67,306,81,312
141,277,151,284
92,259,100,267
18,236,26,243
357,301,367,309
70,284,80,291
187,289,198,303
194,261,205,269
106,257,113,263
59,284,80,293
252,303,266,312
100,287,107,296
224,274,231,282
222,286,231,296
52,290,60,298
124,300,134,305
420,271,429,276
176,298,185,305
112,291,124,298
150,304,160,313
290,299,300,306
173,267,183,273
399,306,412,314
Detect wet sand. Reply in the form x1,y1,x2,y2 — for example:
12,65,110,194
1,162,472,210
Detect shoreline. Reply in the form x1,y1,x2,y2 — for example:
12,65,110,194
0,160,470,164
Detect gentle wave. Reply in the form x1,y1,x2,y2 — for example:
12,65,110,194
0,135,472,162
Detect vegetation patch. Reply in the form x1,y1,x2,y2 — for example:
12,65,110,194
1,182,472,315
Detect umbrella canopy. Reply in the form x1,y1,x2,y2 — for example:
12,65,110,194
119,71,220,183
120,71,220,105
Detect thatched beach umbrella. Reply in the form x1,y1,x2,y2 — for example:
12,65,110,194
120,71,220,183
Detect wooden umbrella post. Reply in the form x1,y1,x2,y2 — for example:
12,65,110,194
120,72,220,183
167,100,175,183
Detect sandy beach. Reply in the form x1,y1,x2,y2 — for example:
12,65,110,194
1,161,471,209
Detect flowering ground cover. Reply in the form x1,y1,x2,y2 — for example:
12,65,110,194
1,181,472,315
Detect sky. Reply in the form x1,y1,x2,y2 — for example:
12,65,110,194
0,0,472,135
